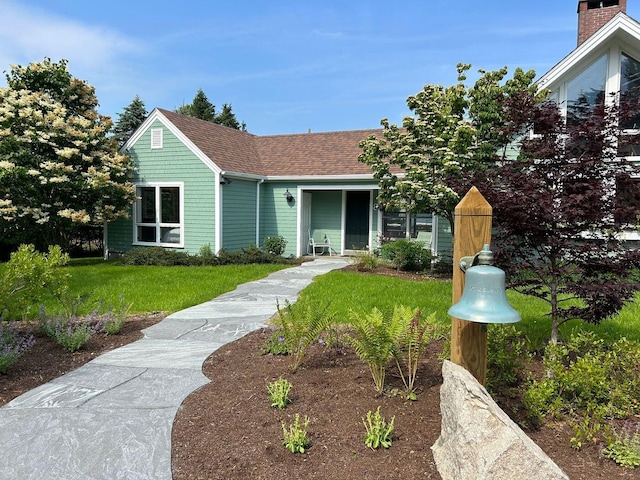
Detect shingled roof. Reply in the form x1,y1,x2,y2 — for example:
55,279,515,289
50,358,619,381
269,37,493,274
157,108,381,178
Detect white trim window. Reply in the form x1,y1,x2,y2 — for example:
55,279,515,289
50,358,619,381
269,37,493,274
133,183,184,247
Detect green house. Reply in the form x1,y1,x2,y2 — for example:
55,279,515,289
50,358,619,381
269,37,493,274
107,1,640,258
106,108,452,258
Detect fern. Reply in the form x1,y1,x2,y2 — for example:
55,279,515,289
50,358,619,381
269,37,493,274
274,299,334,372
347,307,406,393
394,309,442,398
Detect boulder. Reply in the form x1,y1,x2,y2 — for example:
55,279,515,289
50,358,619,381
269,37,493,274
431,360,568,480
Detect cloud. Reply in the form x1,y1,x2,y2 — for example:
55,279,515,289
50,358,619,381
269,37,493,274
0,1,143,72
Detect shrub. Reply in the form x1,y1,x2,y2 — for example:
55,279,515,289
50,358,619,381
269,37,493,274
274,300,335,372
0,322,35,374
363,406,395,449
122,247,193,266
486,325,528,397
264,236,287,256
0,244,69,321
380,239,431,272
524,332,640,424
352,250,380,271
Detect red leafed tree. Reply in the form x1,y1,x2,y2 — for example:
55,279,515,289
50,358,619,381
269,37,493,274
481,92,640,344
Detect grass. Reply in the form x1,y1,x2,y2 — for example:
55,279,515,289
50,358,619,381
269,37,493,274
6,256,640,346
48,258,290,314
296,270,640,348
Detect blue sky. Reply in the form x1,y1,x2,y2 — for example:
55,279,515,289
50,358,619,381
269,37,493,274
2,1,639,136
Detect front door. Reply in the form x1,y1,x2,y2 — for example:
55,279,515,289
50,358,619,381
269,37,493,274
345,191,370,250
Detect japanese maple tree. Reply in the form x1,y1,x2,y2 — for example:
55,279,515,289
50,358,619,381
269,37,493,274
483,93,640,343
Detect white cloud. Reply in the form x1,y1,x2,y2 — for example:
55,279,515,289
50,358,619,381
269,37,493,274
0,1,143,72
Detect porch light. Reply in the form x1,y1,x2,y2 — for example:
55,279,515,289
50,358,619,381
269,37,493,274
284,189,294,203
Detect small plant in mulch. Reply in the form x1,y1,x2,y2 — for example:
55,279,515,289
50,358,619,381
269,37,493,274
282,414,310,453
267,377,292,409
363,406,395,449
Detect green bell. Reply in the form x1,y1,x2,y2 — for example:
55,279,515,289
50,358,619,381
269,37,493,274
448,245,521,324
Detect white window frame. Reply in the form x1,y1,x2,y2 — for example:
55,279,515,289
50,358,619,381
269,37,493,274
151,128,163,149
133,182,184,248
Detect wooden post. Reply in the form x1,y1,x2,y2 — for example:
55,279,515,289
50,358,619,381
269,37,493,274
450,187,492,385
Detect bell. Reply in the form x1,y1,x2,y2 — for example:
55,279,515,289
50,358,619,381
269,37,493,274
448,247,521,324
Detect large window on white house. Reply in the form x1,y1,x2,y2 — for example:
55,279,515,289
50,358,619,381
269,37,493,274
566,54,608,126
134,184,183,246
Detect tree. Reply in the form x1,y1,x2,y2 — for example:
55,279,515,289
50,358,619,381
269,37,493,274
358,64,539,236
176,89,246,130
482,93,640,343
0,58,136,252
216,103,247,131
113,95,148,147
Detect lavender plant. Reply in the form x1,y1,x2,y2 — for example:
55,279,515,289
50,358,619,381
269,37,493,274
39,309,104,352
0,322,35,374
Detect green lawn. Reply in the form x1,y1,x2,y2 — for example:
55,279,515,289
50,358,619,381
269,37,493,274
297,270,640,347
56,258,290,314
27,259,640,345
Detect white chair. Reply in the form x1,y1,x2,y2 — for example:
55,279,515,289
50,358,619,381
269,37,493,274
308,231,332,256
416,231,432,248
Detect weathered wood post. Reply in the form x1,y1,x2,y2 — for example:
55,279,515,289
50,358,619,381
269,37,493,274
450,187,492,385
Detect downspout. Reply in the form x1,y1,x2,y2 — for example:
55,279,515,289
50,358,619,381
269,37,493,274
103,221,108,260
256,178,264,247
215,171,223,253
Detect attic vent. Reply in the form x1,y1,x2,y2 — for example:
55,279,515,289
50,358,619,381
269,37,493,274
151,128,163,149
587,1,619,8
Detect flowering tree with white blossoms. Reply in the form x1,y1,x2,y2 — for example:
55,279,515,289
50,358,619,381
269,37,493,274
0,58,136,252
358,64,540,237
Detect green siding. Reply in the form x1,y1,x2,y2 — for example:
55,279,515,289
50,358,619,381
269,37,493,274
259,183,299,257
107,120,216,255
221,179,258,251
309,190,342,252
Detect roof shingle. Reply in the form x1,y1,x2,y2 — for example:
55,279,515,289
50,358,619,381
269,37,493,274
157,108,381,177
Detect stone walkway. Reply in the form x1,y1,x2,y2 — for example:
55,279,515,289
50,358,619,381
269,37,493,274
0,258,348,480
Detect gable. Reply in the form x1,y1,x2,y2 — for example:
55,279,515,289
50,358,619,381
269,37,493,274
538,13,640,91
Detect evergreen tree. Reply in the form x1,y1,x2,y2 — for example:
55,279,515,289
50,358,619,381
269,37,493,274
113,95,148,147
215,103,247,131
176,90,246,130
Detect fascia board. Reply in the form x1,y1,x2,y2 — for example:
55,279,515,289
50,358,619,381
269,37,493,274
264,174,375,181
537,14,640,90
121,108,222,175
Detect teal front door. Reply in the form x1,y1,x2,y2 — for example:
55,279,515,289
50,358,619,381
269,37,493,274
345,191,370,250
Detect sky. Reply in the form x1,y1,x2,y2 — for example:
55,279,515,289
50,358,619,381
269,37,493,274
2,0,640,136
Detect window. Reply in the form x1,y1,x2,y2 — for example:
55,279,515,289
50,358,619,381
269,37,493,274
151,128,163,149
566,54,608,126
620,53,640,129
381,211,432,240
134,184,183,246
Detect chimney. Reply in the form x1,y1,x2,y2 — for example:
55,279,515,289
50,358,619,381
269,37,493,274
577,0,627,45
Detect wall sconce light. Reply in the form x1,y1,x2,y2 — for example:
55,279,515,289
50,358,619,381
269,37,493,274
220,176,232,185
284,189,294,203
448,244,520,326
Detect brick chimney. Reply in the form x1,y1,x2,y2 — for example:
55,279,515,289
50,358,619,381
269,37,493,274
577,0,627,45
